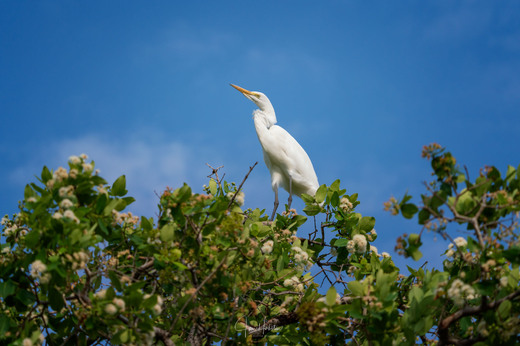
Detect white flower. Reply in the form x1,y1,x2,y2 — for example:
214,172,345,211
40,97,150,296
226,191,245,206
151,295,164,314
370,245,378,256
340,197,353,211
500,276,508,287
30,260,47,279
1,215,9,225
95,289,107,299
477,321,489,337
53,166,69,181
261,240,274,254
59,185,74,197
105,303,117,315
63,210,80,224
60,199,74,209
82,163,93,173
283,276,300,288
27,197,37,203
52,212,63,220
153,303,162,314
347,234,367,254
367,229,377,241
80,153,88,160
69,168,79,179
113,298,126,311
69,155,81,164
3,224,17,237
40,273,51,284
46,179,55,189
22,338,33,346
454,237,467,248
447,279,476,306
381,252,391,258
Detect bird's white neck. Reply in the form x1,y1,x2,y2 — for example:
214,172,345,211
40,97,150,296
253,109,277,130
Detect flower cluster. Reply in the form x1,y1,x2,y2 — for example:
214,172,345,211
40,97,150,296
283,276,305,292
105,297,126,315
63,251,90,270
261,240,274,254
226,191,245,206
112,210,139,226
347,234,367,254
291,245,313,271
274,228,297,242
30,260,51,284
366,229,377,241
340,197,353,211
447,279,477,306
445,237,467,258
53,209,80,224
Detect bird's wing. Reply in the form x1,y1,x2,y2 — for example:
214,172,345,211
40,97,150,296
259,125,319,195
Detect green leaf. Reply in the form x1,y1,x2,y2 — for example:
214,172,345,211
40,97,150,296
348,280,364,297
497,300,512,320
111,175,127,197
358,216,376,232
141,216,153,231
24,184,37,201
334,239,349,247
315,184,327,203
505,165,516,183
209,178,217,195
401,203,419,219
160,223,175,242
108,271,123,292
276,255,285,272
300,193,315,204
329,179,341,192
24,230,40,248
41,166,52,182
325,286,337,306
176,184,192,203
418,208,430,225
48,286,65,311
303,204,321,216
0,314,13,336
503,246,520,264
0,280,16,298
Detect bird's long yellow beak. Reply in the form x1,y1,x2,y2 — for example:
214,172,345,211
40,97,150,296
230,83,258,97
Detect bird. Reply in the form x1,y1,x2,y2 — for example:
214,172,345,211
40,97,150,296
230,84,319,221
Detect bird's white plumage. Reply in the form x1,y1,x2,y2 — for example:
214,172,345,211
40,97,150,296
231,84,319,220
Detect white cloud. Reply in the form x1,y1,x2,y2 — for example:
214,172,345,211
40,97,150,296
10,133,213,218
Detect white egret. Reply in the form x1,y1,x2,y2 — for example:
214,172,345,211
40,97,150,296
230,84,319,220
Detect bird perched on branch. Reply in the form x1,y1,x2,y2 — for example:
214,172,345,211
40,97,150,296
230,84,319,220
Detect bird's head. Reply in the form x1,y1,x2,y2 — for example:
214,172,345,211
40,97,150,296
230,84,274,113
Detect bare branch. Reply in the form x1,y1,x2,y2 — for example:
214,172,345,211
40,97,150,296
228,162,258,209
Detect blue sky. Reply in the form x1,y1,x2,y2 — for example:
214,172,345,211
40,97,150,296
1,1,519,270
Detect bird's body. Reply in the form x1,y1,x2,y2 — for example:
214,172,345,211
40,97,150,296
231,84,319,220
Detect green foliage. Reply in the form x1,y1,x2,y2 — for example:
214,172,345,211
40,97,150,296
1,145,519,345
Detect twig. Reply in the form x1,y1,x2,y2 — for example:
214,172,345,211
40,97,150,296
206,163,225,192
242,312,299,339
228,162,258,209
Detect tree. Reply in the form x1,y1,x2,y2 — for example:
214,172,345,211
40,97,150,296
0,145,519,345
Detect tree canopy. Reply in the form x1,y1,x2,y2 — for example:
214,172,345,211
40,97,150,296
1,145,519,345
